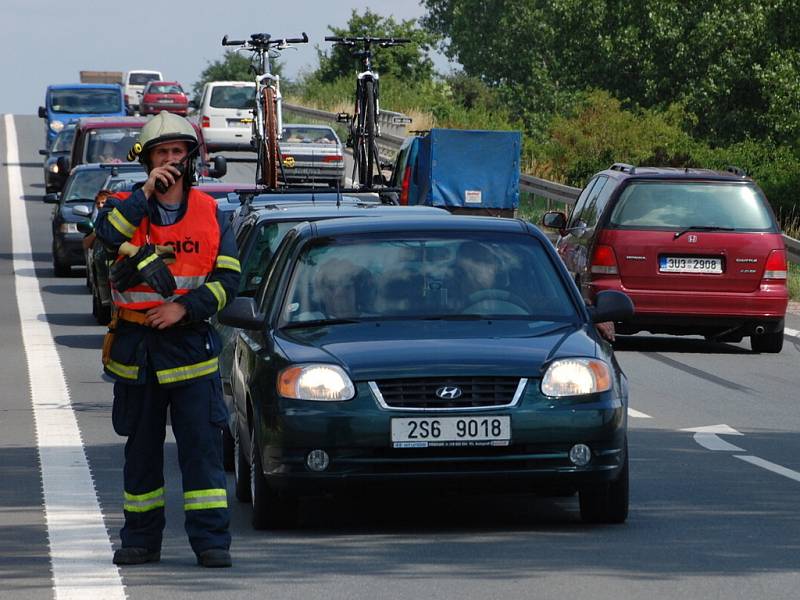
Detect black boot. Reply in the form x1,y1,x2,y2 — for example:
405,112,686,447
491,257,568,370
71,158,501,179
113,547,161,565
196,548,232,568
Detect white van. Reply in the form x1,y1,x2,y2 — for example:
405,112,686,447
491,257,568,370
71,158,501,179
124,70,163,113
197,81,256,151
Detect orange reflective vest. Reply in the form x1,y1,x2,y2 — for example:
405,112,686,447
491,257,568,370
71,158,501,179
112,190,220,310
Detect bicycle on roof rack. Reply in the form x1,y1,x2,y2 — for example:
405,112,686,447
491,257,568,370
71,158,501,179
325,35,410,189
222,31,308,188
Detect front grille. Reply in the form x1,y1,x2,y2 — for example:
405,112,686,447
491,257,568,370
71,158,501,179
372,377,523,410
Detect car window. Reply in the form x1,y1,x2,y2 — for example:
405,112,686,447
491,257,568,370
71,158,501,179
240,221,300,296
84,128,140,163
579,176,612,228
608,181,776,231
63,170,109,202
149,84,183,94
209,86,255,110
50,90,121,114
279,234,577,324
282,127,337,144
129,73,161,85
51,128,75,152
568,177,600,228
257,230,299,314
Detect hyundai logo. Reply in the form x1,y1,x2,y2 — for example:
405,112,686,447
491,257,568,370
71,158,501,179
436,386,462,399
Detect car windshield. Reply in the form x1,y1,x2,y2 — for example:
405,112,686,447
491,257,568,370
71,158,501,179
241,221,301,296
84,127,141,163
282,127,337,144
105,171,148,192
608,182,775,231
63,170,109,202
130,73,160,85
149,84,183,94
50,90,122,114
51,127,75,152
209,86,255,109
280,234,578,325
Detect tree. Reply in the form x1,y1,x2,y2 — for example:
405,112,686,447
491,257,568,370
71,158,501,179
421,0,800,145
193,51,284,99
316,9,438,83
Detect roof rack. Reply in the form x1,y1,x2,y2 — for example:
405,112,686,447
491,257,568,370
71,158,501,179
725,165,747,177
609,162,636,174
234,185,401,214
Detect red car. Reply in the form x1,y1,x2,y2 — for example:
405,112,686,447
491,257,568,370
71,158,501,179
543,164,789,353
141,81,189,116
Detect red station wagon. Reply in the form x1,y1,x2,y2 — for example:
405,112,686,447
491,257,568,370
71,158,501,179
543,163,789,353
141,81,190,116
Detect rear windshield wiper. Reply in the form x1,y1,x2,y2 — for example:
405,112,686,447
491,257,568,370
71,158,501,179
673,226,735,239
281,318,361,329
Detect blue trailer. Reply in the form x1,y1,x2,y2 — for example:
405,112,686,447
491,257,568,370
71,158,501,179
404,128,521,216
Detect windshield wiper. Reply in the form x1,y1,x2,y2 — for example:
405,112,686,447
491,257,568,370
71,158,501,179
422,314,492,321
673,225,735,239
281,318,361,329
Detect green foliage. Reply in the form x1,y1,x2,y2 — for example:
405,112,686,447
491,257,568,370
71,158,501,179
421,0,800,145
192,50,284,99
316,9,438,83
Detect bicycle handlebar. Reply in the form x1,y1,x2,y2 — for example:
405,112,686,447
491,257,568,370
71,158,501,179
325,36,410,46
222,32,308,48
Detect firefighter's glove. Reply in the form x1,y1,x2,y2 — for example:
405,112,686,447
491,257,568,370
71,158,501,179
131,244,177,298
109,257,143,292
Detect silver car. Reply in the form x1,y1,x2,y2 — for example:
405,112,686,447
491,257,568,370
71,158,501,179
279,124,346,187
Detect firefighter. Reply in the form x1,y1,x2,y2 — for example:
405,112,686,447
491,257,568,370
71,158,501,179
94,111,240,568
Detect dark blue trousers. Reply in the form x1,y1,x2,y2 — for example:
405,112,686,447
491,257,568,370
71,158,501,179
113,374,231,554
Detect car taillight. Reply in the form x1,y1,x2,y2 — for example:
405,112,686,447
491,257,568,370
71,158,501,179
201,116,210,128
590,244,619,275
322,155,343,162
399,166,411,205
762,249,787,280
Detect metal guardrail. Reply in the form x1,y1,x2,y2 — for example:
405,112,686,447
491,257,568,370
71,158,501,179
283,102,800,264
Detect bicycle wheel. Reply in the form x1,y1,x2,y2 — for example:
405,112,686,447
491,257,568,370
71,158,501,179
261,86,279,188
363,80,376,188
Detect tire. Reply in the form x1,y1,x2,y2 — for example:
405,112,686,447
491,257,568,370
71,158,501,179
751,329,784,354
579,445,629,524
233,419,251,503
250,429,298,530
53,258,70,277
260,87,279,188
93,293,112,326
363,80,376,189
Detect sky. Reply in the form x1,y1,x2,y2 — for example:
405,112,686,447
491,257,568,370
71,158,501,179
0,0,455,115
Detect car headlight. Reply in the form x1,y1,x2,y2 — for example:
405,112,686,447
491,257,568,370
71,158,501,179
58,222,78,234
50,120,64,133
277,364,355,401
541,358,612,397
48,163,59,173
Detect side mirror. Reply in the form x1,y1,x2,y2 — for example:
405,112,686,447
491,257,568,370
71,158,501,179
39,149,48,156
43,193,60,204
38,106,47,119
77,221,94,235
56,156,70,174
208,155,227,178
589,290,634,323
71,205,92,217
189,99,198,109
218,297,264,329
542,211,567,232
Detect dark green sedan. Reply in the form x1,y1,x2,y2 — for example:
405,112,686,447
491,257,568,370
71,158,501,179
220,215,634,529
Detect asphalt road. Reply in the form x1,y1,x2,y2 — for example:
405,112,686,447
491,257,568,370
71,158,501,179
2,113,800,600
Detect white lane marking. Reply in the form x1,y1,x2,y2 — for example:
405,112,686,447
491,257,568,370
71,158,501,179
735,455,800,483
785,327,800,339
5,114,126,599
681,424,745,452
627,408,652,419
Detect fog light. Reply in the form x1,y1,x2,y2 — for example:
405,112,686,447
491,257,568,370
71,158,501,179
306,449,330,472
569,444,592,466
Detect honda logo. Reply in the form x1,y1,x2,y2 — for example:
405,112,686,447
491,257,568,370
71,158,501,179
436,386,462,399
687,234,698,243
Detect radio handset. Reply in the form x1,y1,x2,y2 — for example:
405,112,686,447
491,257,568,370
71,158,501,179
155,162,186,194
